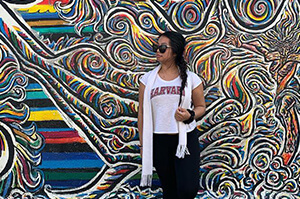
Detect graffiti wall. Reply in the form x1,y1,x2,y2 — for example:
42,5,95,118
0,0,300,198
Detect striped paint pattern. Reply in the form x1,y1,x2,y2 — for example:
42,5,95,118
25,79,105,189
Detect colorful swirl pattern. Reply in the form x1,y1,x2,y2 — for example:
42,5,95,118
0,44,44,197
225,0,285,31
0,0,300,198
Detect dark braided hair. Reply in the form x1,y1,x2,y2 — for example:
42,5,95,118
159,31,188,106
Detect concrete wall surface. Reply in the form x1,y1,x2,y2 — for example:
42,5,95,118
0,0,299,198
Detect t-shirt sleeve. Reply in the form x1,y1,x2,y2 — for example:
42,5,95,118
188,71,202,90
139,71,150,85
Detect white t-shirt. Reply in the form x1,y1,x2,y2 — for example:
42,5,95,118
140,70,202,134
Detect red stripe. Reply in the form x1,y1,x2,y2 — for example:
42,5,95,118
38,0,70,5
39,130,80,138
39,130,86,144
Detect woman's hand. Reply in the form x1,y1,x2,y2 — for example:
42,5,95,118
175,107,191,122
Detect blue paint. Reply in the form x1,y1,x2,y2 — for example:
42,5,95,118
39,152,105,169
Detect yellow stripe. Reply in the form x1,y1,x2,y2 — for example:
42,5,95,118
83,87,93,98
18,5,57,13
29,110,63,121
0,110,24,117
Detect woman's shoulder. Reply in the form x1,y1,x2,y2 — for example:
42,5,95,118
187,70,201,79
140,68,157,84
187,70,198,76
187,70,202,86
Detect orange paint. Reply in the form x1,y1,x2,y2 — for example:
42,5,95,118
46,137,86,144
282,152,292,165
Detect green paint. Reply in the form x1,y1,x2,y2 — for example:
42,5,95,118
0,180,4,193
131,173,159,180
26,91,48,99
44,170,98,180
32,26,94,34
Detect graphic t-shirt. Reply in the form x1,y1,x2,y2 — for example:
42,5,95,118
140,70,202,134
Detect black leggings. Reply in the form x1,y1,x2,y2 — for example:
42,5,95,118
153,129,200,199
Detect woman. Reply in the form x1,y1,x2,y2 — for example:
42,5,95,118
138,31,206,199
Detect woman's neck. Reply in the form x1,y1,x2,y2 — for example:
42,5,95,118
160,62,177,73
159,62,179,80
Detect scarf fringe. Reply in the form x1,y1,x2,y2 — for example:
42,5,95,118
140,174,153,187
176,145,190,158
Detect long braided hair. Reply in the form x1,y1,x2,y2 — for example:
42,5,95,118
159,31,188,106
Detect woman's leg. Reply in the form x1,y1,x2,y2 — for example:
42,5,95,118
175,129,200,199
153,134,179,199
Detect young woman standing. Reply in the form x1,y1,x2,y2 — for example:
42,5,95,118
138,31,206,199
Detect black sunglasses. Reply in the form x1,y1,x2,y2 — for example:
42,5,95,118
153,44,171,53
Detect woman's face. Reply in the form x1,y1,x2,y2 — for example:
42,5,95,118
156,36,176,64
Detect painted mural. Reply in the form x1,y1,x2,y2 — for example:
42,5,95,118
0,0,300,198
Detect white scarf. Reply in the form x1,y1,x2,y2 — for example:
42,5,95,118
140,65,192,187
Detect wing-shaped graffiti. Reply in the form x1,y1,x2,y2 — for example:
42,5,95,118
0,0,142,198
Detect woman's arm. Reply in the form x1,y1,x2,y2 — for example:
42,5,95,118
175,83,206,122
137,83,145,153
191,83,206,119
